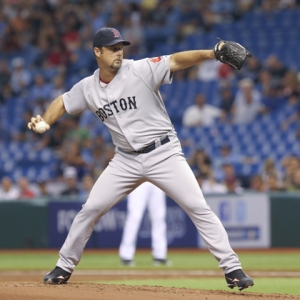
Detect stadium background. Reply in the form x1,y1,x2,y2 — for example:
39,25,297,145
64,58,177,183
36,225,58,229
0,0,300,249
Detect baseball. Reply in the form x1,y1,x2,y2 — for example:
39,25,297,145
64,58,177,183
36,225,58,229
36,121,48,133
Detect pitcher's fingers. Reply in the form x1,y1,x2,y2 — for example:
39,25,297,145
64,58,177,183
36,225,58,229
30,117,37,125
28,122,32,129
36,115,42,122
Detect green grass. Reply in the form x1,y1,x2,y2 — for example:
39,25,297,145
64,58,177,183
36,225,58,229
0,250,299,295
0,251,299,271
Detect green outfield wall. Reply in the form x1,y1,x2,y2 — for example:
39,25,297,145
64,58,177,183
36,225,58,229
0,193,299,249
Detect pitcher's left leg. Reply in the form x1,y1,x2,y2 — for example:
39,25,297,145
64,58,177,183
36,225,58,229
148,153,241,273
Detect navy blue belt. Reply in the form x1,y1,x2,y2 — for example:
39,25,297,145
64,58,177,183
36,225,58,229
134,136,170,154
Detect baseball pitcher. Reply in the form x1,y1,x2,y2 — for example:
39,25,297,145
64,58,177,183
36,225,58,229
28,27,253,291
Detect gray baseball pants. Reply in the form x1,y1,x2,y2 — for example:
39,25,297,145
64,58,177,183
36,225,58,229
57,135,241,274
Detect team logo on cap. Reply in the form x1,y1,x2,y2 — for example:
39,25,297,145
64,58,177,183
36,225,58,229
149,56,162,63
111,29,121,38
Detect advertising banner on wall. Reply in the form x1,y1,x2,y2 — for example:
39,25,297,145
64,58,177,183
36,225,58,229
198,193,270,248
48,197,198,248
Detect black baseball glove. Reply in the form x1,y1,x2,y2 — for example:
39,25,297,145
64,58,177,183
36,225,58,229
214,40,252,70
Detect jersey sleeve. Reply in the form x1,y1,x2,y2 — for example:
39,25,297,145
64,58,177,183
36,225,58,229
62,79,88,115
134,55,173,91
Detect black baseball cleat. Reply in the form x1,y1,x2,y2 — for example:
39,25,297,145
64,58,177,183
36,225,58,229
153,258,173,266
44,266,71,284
121,259,136,267
225,269,254,291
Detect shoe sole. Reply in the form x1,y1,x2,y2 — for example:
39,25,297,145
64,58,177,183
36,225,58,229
44,278,69,284
228,280,254,291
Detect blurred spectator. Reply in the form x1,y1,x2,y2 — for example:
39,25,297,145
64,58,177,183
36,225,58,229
32,97,49,117
261,158,282,183
0,59,11,91
30,74,52,103
265,174,285,192
0,84,14,105
187,147,212,176
46,42,70,67
281,155,300,188
250,175,266,192
232,78,262,124
196,60,222,82
51,75,66,100
65,115,90,144
213,143,255,178
257,68,273,96
0,177,19,201
197,171,228,194
60,166,80,196
13,110,38,142
264,54,288,83
177,2,204,39
287,169,300,192
281,93,300,130
260,82,286,114
18,177,35,199
79,174,95,199
280,70,300,97
221,163,244,194
236,0,257,13
182,93,221,127
10,57,32,95
59,139,87,180
36,179,52,199
218,84,235,122
237,56,261,84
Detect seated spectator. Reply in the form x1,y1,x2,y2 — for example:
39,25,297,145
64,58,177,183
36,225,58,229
250,175,266,192
261,158,282,183
264,54,288,83
13,110,39,142
280,93,300,131
30,74,52,102
79,174,95,199
221,163,244,194
10,57,32,96
177,2,204,39
232,78,262,124
182,93,221,127
32,97,50,117
213,143,255,179
237,56,261,84
280,70,300,97
196,60,222,82
60,166,80,197
196,171,228,195
218,84,235,122
50,75,66,100
260,82,286,114
18,177,36,199
187,146,212,175
0,60,11,91
281,155,300,188
286,169,300,192
36,178,52,199
0,177,19,201
265,174,285,192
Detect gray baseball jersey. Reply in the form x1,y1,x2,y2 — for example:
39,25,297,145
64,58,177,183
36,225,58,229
63,56,175,152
